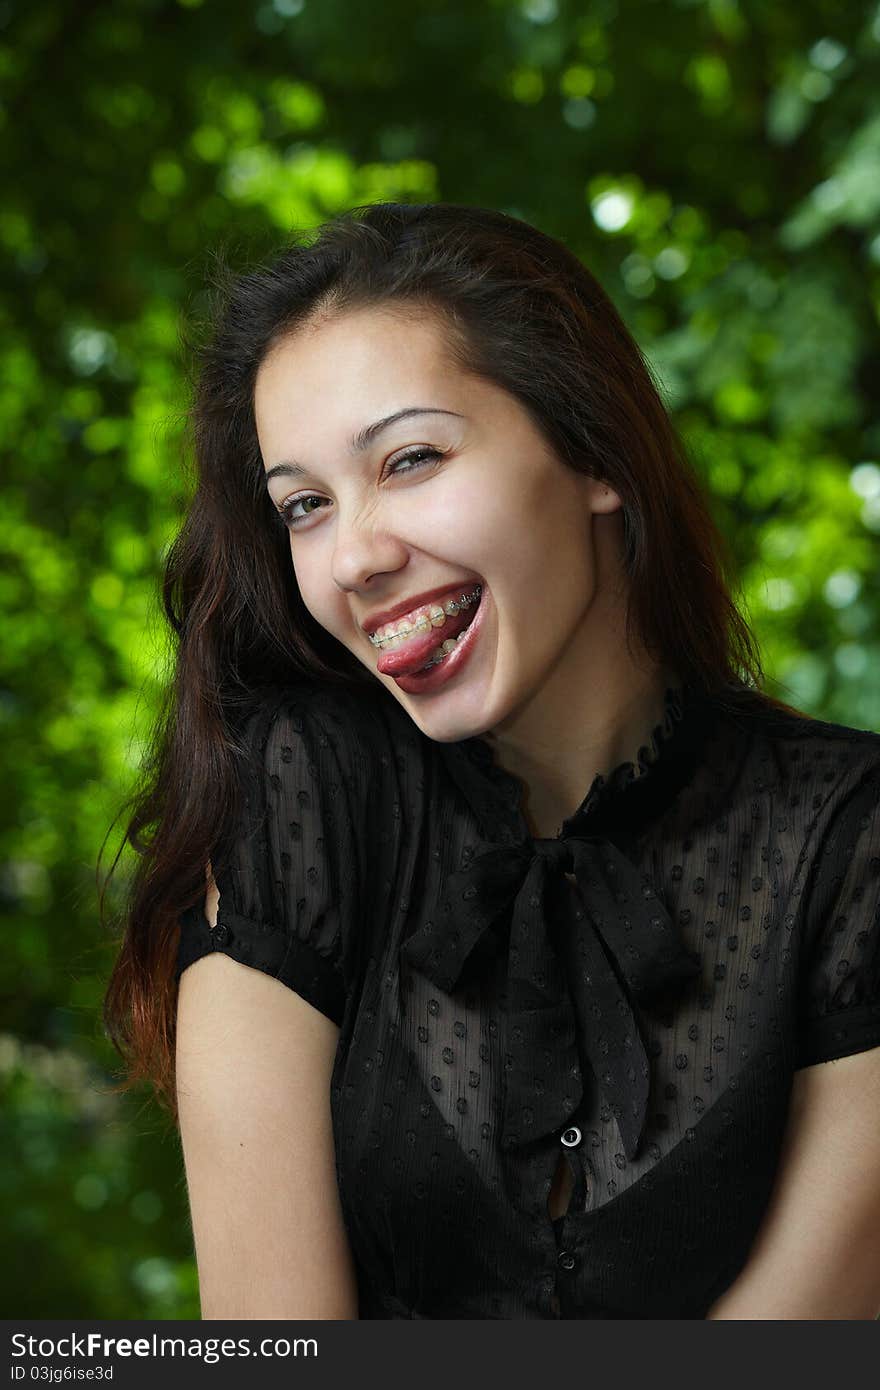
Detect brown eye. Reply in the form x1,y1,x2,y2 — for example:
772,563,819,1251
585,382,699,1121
386,446,443,477
277,494,326,529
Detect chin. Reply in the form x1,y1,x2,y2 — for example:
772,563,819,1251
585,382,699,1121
409,697,498,747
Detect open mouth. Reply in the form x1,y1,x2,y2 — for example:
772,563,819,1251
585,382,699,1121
386,581,487,694
374,584,483,678
414,598,481,672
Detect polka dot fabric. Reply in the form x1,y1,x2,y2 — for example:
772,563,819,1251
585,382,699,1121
176,678,880,1318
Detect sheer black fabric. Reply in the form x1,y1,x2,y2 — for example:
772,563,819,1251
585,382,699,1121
176,677,880,1319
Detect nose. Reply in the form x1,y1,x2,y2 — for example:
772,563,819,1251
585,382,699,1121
330,507,410,595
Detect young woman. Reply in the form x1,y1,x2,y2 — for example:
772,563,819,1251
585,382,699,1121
103,202,880,1320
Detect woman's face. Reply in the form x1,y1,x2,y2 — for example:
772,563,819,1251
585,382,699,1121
254,306,622,744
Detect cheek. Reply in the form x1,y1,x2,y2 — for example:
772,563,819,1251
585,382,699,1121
413,473,514,560
289,550,334,627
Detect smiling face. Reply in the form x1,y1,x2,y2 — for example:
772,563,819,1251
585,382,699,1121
254,304,625,745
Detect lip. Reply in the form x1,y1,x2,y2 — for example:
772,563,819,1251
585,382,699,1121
390,584,487,695
361,580,483,636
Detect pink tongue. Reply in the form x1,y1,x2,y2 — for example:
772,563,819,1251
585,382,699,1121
376,602,476,676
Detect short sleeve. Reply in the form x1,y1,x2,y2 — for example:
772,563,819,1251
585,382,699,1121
175,685,368,1025
796,753,880,1068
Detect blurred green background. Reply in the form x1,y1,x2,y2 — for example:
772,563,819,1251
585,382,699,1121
2,0,879,1318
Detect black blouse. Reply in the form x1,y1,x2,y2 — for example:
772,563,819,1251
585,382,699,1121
176,677,880,1319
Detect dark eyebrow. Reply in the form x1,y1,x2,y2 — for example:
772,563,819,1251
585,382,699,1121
264,407,464,485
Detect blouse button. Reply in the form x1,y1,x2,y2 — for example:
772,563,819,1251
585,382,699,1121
213,923,232,948
560,1125,582,1148
557,1250,577,1272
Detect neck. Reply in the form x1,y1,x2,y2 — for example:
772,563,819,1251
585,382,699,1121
482,659,680,841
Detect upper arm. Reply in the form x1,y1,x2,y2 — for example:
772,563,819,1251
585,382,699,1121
175,876,360,1320
172,688,380,1319
706,1044,880,1320
706,750,880,1318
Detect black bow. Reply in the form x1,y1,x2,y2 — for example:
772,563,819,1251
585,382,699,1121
400,834,701,1161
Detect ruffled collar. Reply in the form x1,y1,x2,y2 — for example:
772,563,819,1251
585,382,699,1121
439,681,716,847
405,680,720,1162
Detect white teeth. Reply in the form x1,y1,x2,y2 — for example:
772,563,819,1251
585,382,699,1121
421,627,471,670
370,585,482,649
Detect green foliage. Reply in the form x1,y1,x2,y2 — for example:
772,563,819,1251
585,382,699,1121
2,0,878,1316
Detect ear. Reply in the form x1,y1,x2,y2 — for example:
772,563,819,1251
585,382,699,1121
585,478,623,514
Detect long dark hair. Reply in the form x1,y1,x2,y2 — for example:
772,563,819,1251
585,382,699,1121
101,200,802,1121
